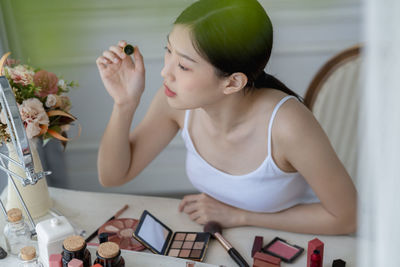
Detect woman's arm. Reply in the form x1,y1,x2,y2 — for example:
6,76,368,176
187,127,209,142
96,41,180,187
179,99,357,235
263,98,358,234
97,87,180,187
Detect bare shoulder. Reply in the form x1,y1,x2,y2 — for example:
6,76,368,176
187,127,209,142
272,93,321,143
268,91,333,168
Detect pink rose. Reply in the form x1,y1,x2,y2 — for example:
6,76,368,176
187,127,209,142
34,70,59,97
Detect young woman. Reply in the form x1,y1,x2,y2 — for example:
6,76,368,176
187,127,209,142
96,0,357,235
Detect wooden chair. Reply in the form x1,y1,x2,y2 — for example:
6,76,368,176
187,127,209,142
304,45,362,183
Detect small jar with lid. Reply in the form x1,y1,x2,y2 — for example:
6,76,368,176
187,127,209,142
93,242,125,267
18,246,43,267
3,208,32,255
61,235,91,267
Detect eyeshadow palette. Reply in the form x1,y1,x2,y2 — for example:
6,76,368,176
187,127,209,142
98,218,145,251
262,237,303,263
133,210,211,262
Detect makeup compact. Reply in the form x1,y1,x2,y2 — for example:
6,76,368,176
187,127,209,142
133,210,211,262
262,237,303,263
98,218,145,251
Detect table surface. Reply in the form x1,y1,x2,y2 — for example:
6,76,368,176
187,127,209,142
0,187,357,266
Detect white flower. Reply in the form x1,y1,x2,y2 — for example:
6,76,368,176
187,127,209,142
19,98,49,139
58,79,66,90
7,65,34,86
45,94,57,108
0,110,7,124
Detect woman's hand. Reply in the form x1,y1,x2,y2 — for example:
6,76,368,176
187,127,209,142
179,193,245,228
96,40,145,106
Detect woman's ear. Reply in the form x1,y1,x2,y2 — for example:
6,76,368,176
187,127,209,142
223,72,248,95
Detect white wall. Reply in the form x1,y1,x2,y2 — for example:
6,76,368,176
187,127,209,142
0,0,362,196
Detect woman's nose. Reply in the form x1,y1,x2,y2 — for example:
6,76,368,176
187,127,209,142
161,60,174,81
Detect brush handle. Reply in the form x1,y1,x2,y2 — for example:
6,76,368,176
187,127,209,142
228,248,249,267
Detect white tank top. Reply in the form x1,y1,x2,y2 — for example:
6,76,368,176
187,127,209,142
181,95,320,213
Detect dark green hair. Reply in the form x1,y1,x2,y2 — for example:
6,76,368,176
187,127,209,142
174,0,301,98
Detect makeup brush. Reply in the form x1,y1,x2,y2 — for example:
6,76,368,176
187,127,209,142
204,221,249,267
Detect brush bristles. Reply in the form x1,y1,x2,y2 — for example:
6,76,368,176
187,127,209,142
204,221,222,235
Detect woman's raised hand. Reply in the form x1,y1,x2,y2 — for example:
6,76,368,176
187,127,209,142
96,40,145,106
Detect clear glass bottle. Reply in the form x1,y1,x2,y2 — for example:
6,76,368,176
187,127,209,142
18,246,43,267
3,208,32,255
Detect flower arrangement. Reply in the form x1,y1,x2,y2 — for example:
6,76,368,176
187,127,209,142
0,56,78,148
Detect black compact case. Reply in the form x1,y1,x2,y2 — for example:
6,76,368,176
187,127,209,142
133,210,211,262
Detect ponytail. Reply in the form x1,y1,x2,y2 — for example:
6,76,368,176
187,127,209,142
253,71,303,101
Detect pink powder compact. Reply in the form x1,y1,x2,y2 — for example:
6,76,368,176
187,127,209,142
262,237,303,263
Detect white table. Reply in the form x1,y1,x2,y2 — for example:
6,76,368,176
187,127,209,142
0,187,357,266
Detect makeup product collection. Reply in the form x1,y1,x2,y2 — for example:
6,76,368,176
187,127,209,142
0,204,346,266
251,236,346,267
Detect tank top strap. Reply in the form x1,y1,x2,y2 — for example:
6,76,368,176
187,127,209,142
267,96,298,156
183,109,191,134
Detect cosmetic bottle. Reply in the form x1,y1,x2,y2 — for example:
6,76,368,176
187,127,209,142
18,246,44,267
310,250,322,267
93,242,125,267
3,208,32,255
36,216,75,265
61,236,91,267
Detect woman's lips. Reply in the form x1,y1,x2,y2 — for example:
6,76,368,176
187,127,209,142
164,84,176,97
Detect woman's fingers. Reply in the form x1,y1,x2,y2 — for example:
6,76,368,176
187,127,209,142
96,56,112,65
109,45,125,59
179,194,200,212
133,46,144,73
96,56,112,71
102,50,121,64
189,211,203,223
182,201,199,214
118,40,127,49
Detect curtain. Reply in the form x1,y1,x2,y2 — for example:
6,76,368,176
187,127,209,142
358,0,400,266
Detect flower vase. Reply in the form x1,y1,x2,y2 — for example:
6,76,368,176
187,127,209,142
6,138,52,219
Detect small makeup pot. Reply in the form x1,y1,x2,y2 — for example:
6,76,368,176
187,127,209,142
133,210,211,262
93,242,125,267
61,235,91,267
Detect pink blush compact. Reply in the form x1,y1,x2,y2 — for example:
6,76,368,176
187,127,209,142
262,237,303,263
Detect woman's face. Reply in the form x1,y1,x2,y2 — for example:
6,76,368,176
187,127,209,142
161,24,227,109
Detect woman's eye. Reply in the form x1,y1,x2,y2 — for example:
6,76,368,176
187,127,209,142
178,63,189,71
